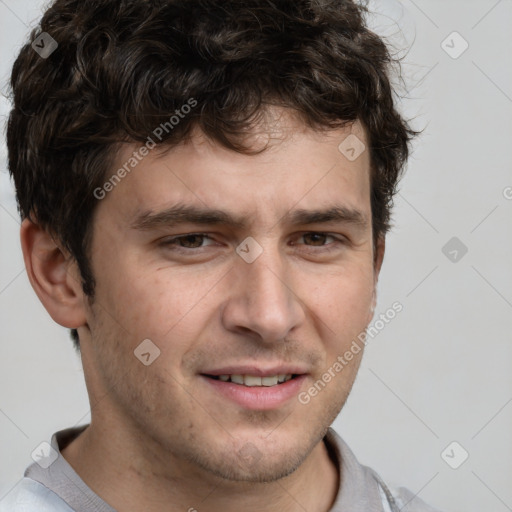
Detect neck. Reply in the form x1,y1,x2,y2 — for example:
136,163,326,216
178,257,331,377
61,422,339,512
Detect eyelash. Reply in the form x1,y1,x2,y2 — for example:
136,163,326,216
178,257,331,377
160,232,346,254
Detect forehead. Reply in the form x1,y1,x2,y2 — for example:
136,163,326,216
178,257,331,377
97,114,372,232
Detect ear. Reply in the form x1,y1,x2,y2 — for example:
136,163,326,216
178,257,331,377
20,218,88,330
367,235,385,324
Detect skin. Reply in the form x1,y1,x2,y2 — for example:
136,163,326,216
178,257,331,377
21,109,385,512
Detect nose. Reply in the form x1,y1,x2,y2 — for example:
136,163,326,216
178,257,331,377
221,242,305,344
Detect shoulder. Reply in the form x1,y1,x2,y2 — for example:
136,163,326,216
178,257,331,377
0,478,74,512
324,428,445,512
389,485,445,512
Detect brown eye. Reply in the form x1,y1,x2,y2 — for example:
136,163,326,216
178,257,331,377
302,233,330,246
175,234,206,248
161,233,216,251
291,232,346,254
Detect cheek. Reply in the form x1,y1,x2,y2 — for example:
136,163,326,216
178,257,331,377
307,266,374,323
304,265,375,365
96,260,227,344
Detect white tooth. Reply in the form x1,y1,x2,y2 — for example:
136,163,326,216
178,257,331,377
261,376,279,386
231,374,244,385
284,374,293,382
244,375,262,387
277,374,286,383
219,375,230,382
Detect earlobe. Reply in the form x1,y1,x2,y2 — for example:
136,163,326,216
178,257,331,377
20,218,87,330
374,235,386,276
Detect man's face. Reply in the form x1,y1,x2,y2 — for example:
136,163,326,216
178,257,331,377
80,113,383,482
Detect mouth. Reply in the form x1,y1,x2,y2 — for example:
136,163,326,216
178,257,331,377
203,373,297,387
200,371,308,410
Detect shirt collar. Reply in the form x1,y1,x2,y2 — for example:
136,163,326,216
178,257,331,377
26,425,387,512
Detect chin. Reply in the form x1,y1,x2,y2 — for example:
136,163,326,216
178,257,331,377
188,427,320,484
199,447,309,483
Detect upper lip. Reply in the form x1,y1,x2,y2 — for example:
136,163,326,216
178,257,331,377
201,365,308,377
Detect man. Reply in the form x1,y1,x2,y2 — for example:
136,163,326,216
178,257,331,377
2,0,442,510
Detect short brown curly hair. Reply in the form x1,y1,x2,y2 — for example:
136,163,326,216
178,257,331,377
7,0,417,347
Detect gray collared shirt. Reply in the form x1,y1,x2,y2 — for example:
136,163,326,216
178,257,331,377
0,425,443,512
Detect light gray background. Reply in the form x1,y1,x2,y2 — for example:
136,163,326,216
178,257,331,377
1,1,511,511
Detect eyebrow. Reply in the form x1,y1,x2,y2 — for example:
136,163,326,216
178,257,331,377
130,203,369,232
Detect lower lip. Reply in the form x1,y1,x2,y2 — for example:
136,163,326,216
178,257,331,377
201,375,307,410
